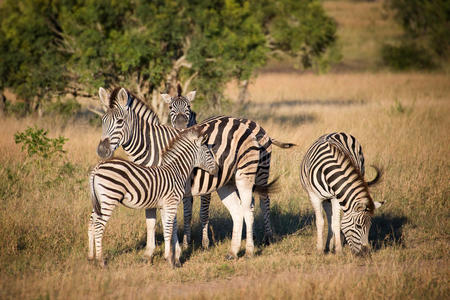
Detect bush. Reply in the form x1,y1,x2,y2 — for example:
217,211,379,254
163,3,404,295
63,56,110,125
44,98,81,119
381,43,435,70
14,127,67,160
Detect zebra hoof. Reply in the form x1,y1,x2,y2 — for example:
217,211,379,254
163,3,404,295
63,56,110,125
263,234,274,245
96,259,105,268
173,260,182,268
225,253,237,261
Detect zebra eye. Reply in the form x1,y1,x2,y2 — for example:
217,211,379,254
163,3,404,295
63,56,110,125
169,106,172,110
117,119,124,125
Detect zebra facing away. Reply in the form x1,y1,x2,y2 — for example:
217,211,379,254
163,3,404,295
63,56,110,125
96,87,294,259
300,132,383,256
88,127,218,267
161,84,276,249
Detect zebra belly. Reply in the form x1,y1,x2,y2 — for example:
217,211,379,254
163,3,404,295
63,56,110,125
120,191,164,210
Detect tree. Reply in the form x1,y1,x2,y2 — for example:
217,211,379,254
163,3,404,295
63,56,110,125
383,0,450,69
0,0,337,118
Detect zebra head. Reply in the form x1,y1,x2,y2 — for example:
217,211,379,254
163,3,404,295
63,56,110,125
189,127,218,176
97,87,133,159
161,84,196,129
341,198,383,256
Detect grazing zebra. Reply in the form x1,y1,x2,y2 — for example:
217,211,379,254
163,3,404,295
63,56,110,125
300,132,383,256
161,84,276,249
96,87,294,259
88,127,218,267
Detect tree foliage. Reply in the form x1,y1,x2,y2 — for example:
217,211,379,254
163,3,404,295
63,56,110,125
383,0,449,69
0,0,337,114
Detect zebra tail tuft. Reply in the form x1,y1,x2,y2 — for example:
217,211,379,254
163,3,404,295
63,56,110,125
271,139,296,149
89,172,102,217
254,176,280,195
367,165,382,186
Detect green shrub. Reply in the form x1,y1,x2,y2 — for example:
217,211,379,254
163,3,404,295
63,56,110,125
381,43,435,70
14,127,67,160
5,101,29,117
44,98,81,118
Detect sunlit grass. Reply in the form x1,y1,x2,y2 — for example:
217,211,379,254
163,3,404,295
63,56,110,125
0,70,449,298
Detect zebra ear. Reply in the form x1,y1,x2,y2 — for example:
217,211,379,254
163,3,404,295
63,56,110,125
186,90,196,102
117,88,129,108
161,93,172,104
98,87,110,110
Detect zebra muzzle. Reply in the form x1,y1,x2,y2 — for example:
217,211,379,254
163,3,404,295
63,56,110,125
97,138,112,159
175,114,189,129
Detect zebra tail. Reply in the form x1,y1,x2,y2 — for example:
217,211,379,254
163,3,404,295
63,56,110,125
271,138,296,149
254,177,280,195
89,172,102,217
367,165,382,186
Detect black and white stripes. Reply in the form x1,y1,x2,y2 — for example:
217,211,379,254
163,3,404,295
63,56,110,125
95,87,294,258
300,132,382,255
88,127,218,267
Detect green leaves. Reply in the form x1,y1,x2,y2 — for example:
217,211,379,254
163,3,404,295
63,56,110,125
0,0,337,110
14,127,67,159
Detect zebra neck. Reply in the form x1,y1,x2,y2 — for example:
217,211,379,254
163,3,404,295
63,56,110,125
162,150,196,179
122,101,179,167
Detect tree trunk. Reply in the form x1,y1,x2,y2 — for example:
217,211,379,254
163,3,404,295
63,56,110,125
237,79,249,104
0,93,5,117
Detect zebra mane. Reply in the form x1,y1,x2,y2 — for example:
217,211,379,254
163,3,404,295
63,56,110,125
108,87,160,124
327,140,375,212
160,126,204,164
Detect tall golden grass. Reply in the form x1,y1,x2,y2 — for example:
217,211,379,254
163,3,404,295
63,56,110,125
0,71,449,299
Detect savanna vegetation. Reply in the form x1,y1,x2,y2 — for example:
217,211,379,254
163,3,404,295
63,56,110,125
0,0,449,299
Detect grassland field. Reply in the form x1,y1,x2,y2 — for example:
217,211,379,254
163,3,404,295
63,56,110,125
1,0,449,299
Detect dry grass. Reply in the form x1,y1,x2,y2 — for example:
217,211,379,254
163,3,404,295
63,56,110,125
1,71,449,299
1,0,449,298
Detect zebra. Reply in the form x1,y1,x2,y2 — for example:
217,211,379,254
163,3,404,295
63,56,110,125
300,132,383,256
96,87,294,259
161,84,274,249
88,126,219,267
161,84,197,130
161,85,213,249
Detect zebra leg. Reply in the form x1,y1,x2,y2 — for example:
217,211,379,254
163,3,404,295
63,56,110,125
217,184,243,259
93,212,113,267
259,194,274,245
88,210,95,261
200,194,211,249
236,177,255,257
182,196,193,249
161,203,181,268
331,198,343,253
310,194,325,253
143,208,156,261
323,200,334,253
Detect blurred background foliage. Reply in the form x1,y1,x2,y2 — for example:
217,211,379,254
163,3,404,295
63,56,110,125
0,0,338,116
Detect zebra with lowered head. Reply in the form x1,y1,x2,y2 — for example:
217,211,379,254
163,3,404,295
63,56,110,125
88,126,218,267
300,132,383,256
161,84,282,249
96,87,294,260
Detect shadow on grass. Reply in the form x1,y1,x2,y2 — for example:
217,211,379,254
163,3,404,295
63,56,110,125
106,210,407,263
370,213,408,250
181,203,313,260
